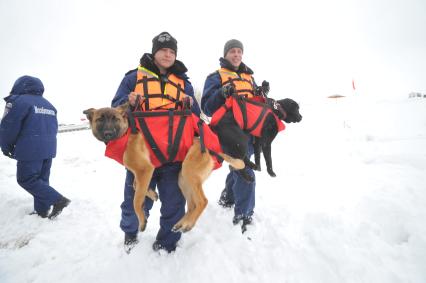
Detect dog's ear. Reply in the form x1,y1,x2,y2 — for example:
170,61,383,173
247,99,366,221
83,108,96,122
278,99,297,112
116,102,129,118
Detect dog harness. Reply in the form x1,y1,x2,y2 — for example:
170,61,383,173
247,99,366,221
214,68,284,135
218,68,255,98
104,110,223,169
210,95,285,137
134,66,187,111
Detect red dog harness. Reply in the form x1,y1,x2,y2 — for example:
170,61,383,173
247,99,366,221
210,96,285,137
105,110,222,170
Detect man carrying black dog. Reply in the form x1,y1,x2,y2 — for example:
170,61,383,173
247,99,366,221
201,39,263,229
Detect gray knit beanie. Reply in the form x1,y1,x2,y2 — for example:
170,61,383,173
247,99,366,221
223,39,244,56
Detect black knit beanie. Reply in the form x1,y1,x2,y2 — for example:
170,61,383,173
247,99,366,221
152,32,178,55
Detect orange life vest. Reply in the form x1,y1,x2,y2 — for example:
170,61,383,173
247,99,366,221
134,66,187,110
218,68,255,98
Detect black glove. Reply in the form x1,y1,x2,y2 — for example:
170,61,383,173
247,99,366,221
261,80,270,94
221,84,235,99
256,80,270,96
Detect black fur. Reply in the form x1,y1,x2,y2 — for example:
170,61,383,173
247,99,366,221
212,111,254,182
213,98,302,178
253,98,302,177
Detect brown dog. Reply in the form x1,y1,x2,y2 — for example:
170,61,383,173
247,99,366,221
83,103,244,233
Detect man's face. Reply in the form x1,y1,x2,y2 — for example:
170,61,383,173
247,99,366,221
154,48,176,70
224,47,243,69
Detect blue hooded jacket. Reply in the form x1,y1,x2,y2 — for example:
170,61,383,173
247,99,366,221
0,76,58,160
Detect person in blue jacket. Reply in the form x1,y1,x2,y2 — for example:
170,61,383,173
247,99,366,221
201,39,259,231
112,31,201,253
0,75,70,219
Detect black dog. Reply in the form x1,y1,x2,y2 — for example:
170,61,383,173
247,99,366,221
212,97,302,179
213,110,252,180
253,98,302,177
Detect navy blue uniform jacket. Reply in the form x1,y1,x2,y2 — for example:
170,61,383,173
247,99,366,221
0,76,58,160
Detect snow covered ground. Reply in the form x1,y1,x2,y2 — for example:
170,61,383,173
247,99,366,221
1,96,425,283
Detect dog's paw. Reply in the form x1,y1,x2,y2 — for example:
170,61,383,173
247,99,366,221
267,168,276,177
147,189,158,201
139,220,147,232
245,160,257,170
246,162,261,171
172,223,193,233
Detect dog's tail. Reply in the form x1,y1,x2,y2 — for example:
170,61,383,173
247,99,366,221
217,153,245,170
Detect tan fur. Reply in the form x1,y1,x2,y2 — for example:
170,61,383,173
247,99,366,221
83,104,244,233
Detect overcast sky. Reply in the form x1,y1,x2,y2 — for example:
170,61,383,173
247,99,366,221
1,0,425,122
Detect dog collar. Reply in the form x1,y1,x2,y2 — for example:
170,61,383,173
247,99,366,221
272,101,287,120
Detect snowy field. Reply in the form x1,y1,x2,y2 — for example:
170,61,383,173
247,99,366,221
1,96,425,283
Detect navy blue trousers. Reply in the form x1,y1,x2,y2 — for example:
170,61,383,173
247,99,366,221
222,139,256,217
120,162,185,251
16,159,62,214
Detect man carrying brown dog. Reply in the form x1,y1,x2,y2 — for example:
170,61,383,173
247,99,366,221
111,31,201,253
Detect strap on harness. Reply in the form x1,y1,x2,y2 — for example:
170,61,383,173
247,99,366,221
208,150,224,164
133,95,142,112
132,110,192,165
127,109,138,134
245,100,269,133
234,94,248,129
132,110,191,118
137,115,168,164
197,116,224,164
197,120,206,153
168,112,188,162
167,110,174,158
141,76,151,110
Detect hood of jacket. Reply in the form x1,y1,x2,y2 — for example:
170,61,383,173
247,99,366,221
9,76,44,97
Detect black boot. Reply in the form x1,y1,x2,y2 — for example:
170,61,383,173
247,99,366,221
48,197,71,219
218,188,234,208
152,241,175,253
241,216,253,234
29,210,48,218
124,233,139,254
232,214,244,225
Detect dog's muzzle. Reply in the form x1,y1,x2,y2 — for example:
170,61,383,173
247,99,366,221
102,130,117,142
